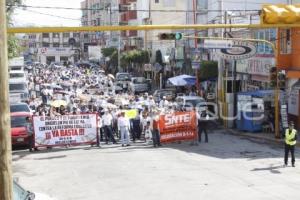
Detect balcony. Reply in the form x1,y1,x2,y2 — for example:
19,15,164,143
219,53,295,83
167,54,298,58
120,10,137,22
127,10,137,20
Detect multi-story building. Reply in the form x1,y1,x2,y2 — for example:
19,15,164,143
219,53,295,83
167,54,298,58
22,32,81,64
81,0,119,57
119,0,142,50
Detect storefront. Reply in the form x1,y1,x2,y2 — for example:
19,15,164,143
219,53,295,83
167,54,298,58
37,47,75,64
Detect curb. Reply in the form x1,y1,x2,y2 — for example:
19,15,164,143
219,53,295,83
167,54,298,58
225,128,300,148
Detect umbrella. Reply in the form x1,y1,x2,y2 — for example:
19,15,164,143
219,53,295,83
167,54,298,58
108,74,115,79
167,74,196,86
50,100,67,108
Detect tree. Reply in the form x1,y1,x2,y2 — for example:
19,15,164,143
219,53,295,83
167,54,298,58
155,50,163,66
197,61,218,81
101,47,118,73
6,0,23,59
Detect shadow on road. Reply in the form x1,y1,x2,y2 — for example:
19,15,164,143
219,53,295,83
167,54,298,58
251,165,284,174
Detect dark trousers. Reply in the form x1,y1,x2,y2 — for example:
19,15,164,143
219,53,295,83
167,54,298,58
131,119,141,141
28,135,37,151
104,125,116,144
152,129,161,147
284,144,295,165
198,126,208,143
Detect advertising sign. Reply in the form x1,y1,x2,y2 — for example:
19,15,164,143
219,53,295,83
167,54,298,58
33,114,98,147
203,39,233,49
217,41,256,60
288,89,299,116
159,111,197,143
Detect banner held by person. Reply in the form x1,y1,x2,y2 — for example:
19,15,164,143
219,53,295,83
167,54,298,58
159,111,197,143
33,114,98,147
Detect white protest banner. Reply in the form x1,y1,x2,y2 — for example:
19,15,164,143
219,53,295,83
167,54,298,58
33,114,98,147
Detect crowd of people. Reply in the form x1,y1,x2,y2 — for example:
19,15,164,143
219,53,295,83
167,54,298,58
23,63,210,151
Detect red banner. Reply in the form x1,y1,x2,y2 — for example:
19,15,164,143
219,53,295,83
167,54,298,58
159,111,197,143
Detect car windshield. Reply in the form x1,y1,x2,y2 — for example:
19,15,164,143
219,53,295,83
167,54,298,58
186,99,205,107
117,74,130,80
9,83,25,91
10,104,30,113
10,73,24,78
11,116,27,128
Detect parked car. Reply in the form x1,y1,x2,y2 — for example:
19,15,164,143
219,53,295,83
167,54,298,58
116,73,131,91
175,96,207,111
153,89,176,103
116,72,131,81
10,112,32,147
129,77,149,94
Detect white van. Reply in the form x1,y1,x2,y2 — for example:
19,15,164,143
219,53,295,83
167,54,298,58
9,80,29,102
9,70,26,82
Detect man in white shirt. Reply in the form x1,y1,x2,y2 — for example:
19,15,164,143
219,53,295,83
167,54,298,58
118,112,130,147
159,96,169,108
102,110,117,144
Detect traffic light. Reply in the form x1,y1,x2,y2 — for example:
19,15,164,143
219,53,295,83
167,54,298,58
278,71,286,89
270,67,277,88
158,32,183,40
261,4,300,24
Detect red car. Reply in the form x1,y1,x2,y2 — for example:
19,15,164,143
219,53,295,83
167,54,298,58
10,112,32,147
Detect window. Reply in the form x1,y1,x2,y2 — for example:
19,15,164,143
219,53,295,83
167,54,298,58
63,33,70,38
84,33,89,39
42,42,50,47
42,33,49,38
97,18,101,26
63,43,70,47
29,43,36,48
73,33,80,38
53,33,60,38
155,0,159,3
197,0,208,10
53,43,60,47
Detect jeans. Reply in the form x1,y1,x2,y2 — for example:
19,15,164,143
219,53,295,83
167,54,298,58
120,127,130,145
104,125,116,144
284,144,295,165
198,126,208,143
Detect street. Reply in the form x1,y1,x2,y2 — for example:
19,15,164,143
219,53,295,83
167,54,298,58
13,131,300,200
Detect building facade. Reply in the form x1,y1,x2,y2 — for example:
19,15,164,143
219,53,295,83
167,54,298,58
81,0,120,59
22,32,81,64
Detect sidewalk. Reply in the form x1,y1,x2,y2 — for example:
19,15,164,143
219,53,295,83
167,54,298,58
224,128,300,148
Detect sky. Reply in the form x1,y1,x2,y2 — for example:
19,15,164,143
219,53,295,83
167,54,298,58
12,0,83,27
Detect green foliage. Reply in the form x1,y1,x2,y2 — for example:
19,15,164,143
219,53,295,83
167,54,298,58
101,47,117,58
121,50,150,65
198,61,218,81
6,0,23,59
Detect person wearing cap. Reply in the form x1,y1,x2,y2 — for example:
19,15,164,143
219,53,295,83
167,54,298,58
283,121,297,167
159,96,169,108
118,112,131,147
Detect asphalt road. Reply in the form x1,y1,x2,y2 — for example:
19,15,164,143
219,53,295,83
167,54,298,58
13,131,300,200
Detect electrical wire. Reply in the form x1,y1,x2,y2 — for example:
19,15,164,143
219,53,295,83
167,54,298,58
6,4,260,13
23,9,81,21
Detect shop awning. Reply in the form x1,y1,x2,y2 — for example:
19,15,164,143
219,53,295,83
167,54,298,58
167,74,196,86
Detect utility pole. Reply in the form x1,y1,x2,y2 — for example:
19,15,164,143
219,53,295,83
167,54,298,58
192,0,199,93
0,0,13,199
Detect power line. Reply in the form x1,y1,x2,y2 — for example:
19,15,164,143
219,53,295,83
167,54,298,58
6,4,260,13
23,9,81,21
